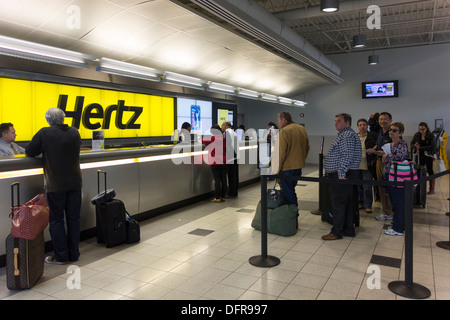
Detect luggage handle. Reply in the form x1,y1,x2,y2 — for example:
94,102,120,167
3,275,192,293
97,170,108,203
10,182,19,217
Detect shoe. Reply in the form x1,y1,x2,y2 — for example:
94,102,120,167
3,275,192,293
210,198,222,203
45,256,68,265
384,228,404,236
358,205,364,209
365,208,372,213
375,214,393,221
321,233,342,240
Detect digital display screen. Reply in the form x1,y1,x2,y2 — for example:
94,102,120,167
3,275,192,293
362,80,398,99
177,98,212,135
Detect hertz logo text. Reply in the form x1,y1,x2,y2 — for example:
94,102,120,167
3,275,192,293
57,94,142,130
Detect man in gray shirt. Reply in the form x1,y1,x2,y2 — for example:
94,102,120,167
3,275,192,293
0,123,25,156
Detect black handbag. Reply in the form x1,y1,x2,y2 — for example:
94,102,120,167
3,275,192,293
267,181,284,209
125,211,140,244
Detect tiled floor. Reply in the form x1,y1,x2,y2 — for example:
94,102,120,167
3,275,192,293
1,165,450,300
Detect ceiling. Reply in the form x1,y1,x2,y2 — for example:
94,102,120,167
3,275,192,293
256,0,450,55
0,0,449,100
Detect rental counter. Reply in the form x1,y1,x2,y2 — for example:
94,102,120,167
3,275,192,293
0,142,259,265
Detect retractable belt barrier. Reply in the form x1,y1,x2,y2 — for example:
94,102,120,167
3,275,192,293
249,168,450,299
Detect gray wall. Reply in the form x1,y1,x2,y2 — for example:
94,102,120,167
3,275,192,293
238,43,450,165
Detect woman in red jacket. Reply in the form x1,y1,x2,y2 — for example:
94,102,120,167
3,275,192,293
202,124,227,203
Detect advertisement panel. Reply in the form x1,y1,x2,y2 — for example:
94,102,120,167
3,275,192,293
0,77,175,141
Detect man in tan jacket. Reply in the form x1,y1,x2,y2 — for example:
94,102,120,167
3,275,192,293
272,111,310,207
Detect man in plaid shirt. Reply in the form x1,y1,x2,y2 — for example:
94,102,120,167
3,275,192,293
323,113,362,240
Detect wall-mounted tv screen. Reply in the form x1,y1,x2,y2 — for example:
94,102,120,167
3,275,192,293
177,98,212,135
362,80,398,99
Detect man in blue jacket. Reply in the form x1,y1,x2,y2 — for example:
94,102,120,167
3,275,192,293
26,108,82,264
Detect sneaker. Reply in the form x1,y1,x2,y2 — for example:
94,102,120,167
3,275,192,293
210,198,222,203
375,214,393,221
384,228,404,236
365,208,372,213
45,256,68,265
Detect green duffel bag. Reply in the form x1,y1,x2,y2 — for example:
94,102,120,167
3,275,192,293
251,201,298,237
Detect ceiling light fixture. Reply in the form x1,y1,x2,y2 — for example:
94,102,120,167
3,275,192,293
368,31,379,65
96,58,162,81
368,54,379,65
261,93,278,101
0,35,93,69
206,81,236,94
163,71,205,89
320,0,339,13
237,88,259,99
353,12,366,48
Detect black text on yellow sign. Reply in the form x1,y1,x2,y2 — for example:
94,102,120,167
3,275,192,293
0,77,175,140
57,95,143,130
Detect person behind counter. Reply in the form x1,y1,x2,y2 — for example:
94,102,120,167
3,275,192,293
26,107,82,265
179,122,192,143
0,122,25,156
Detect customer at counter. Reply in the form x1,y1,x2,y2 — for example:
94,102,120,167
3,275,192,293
0,122,25,156
222,121,239,198
25,108,82,265
202,124,227,203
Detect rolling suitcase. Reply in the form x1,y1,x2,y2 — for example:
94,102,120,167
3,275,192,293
6,183,45,290
6,232,45,290
95,170,127,248
321,175,360,227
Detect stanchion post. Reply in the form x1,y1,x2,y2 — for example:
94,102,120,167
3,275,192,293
249,174,280,268
436,173,450,250
388,180,431,299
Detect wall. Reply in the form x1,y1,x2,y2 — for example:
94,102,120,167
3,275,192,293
238,43,450,165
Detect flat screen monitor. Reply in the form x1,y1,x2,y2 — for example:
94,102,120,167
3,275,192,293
362,80,398,99
177,98,212,135
217,108,233,128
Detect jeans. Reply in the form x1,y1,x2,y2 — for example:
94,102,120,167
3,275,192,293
328,170,359,237
226,163,239,197
358,169,373,209
46,188,82,262
388,186,405,233
211,165,227,199
280,169,302,207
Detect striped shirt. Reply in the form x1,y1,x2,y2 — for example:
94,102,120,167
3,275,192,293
324,126,362,178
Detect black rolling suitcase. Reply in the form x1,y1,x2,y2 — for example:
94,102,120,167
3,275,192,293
6,183,45,290
93,170,127,248
321,175,360,227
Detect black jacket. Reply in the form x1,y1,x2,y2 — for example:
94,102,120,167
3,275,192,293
363,131,378,168
26,124,82,193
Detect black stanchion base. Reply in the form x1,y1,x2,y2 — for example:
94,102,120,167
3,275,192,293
436,241,450,250
310,209,321,215
249,255,280,268
388,281,431,299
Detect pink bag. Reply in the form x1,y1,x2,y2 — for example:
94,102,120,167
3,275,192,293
10,183,49,240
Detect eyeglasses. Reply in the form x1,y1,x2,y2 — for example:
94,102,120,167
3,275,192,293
389,129,400,133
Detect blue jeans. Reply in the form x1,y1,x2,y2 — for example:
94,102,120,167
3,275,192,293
280,169,302,207
388,187,405,233
46,188,82,262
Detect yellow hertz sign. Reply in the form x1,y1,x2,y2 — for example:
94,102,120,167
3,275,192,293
0,78,174,141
